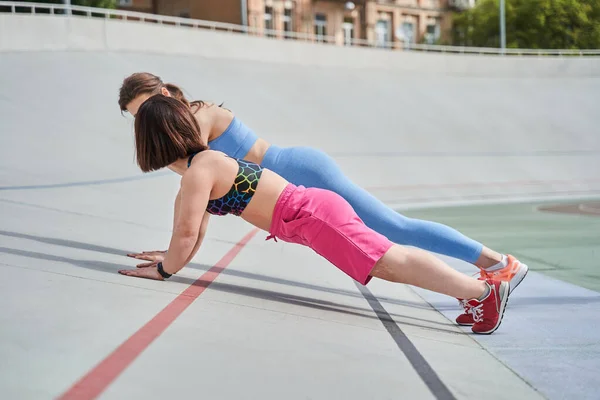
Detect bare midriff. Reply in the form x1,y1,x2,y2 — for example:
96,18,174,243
240,138,271,165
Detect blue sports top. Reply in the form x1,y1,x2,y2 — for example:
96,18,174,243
207,117,259,159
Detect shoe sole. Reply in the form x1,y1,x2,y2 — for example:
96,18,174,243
509,262,529,293
472,281,510,335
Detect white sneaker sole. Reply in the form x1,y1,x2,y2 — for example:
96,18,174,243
509,262,529,293
472,281,510,335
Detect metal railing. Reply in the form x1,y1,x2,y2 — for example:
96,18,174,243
1,1,599,56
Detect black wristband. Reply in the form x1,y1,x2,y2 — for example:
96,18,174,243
157,262,172,279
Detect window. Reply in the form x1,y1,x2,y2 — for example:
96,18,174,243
375,19,390,48
314,13,327,42
283,7,293,38
118,0,133,6
425,20,440,44
265,6,274,36
342,16,354,46
401,21,415,44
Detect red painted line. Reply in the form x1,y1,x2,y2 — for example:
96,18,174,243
57,228,260,400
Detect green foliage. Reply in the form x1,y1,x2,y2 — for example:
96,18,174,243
77,0,117,8
452,0,600,49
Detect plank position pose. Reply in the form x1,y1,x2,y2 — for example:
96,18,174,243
118,95,510,334
119,73,528,326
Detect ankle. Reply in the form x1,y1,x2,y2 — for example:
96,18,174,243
465,280,488,300
477,282,491,301
483,254,508,272
474,247,504,269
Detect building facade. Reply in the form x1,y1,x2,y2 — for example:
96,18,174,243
117,0,454,46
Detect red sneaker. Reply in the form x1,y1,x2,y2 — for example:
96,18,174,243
467,279,510,334
455,299,475,326
455,255,527,326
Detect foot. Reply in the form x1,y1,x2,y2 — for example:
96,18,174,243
483,254,529,292
468,279,510,334
456,299,475,326
456,255,527,326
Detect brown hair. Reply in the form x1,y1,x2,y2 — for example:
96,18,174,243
134,94,207,172
118,72,204,113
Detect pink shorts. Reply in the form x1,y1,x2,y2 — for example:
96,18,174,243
268,184,394,285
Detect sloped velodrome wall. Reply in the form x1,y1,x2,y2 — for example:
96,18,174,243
1,13,599,207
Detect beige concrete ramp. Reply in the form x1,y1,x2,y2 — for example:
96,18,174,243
2,13,599,399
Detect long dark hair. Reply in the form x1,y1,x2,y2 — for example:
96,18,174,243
134,95,207,172
118,72,206,113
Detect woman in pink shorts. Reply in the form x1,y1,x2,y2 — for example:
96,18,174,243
118,95,510,335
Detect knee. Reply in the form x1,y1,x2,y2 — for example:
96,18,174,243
370,245,410,281
367,206,413,227
394,215,418,229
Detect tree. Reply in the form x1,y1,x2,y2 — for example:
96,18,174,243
452,0,600,49
76,0,117,8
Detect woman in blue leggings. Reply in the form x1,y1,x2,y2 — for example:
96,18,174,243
118,73,527,323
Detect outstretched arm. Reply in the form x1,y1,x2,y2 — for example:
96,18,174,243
119,168,212,280
126,188,183,264
183,210,211,267
173,187,184,228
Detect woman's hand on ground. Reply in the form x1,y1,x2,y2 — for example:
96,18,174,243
135,260,159,268
126,250,166,262
118,266,164,281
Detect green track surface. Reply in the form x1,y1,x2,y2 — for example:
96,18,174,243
401,198,600,292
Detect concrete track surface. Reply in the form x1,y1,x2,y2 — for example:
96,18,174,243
1,13,599,400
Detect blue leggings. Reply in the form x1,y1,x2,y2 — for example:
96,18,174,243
261,145,483,264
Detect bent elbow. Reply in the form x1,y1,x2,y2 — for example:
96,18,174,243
176,226,200,241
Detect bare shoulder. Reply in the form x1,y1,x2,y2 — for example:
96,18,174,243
197,150,230,164
182,151,215,186
192,101,230,113
185,151,232,179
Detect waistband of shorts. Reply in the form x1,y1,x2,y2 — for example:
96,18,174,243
269,183,299,235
